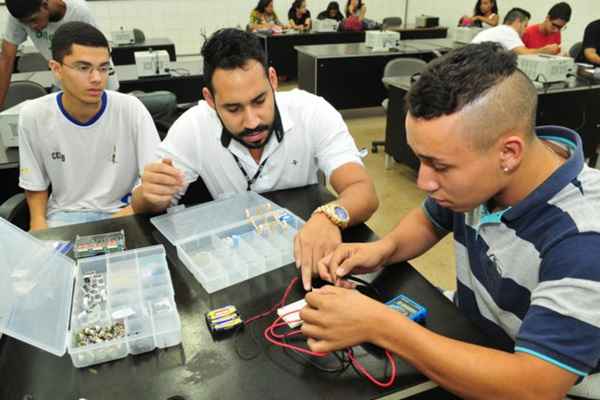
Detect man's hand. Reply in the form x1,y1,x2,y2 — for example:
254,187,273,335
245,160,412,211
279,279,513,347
318,238,396,287
138,159,185,212
300,285,391,353
541,43,560,55
295,213,341,290
29,219,48,232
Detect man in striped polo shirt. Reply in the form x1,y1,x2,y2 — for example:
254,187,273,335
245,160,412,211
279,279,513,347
300,42,600,399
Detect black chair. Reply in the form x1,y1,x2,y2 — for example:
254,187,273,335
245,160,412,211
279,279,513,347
129,90,177,140
17,52,49,72
0,193,29,231
3,80,47,110
133,28,146,43
569,41,583,60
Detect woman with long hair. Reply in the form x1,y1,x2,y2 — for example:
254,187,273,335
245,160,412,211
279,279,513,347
249,0,284,31
288,0,311,31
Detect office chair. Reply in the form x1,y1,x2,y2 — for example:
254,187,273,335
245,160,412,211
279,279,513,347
3,80,47,111
17,52,49,72
129,90,177,140
372,57,427,153
569,41,583,60
382,17,402,30
133,28,146,43
0,193,29,231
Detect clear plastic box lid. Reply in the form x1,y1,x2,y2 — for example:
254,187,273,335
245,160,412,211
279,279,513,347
0,218,75,356
151,192,285,245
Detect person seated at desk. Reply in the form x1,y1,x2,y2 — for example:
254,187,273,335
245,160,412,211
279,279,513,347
249,0,284,32
345,0,366,21
576,19,600,66
132,28,378,284
18,22,160,230
0,0,119,110
300,42,600,400
317,1,344,22
288,0,311,31
460,0,499,28
472,7,560,55
522,2,571,52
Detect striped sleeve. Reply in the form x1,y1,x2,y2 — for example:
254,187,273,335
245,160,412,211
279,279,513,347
515,234,600,376
422,197,455,234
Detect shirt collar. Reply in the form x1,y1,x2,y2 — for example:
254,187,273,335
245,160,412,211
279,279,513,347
502,125,583,222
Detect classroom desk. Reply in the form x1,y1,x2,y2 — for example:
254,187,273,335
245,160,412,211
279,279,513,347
111,38,177,65
296,41,444,109
117,60,205,104
0,184,502,400
386,24,449,40
383,76,600,170
255,31,366,80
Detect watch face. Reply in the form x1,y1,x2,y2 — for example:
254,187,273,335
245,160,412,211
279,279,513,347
334,206,348,220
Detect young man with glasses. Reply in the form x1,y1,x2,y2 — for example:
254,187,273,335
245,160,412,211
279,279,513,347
0,0,119,110
522,3,572,52
18,22,159,230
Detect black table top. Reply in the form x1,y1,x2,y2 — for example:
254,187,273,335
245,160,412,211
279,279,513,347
112,38,175,49
0,184,496,399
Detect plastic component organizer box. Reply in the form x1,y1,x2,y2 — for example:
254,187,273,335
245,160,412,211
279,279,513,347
0,218,181,368
151,192,304,293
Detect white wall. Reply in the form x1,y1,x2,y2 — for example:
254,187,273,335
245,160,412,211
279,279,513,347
0,0,598,55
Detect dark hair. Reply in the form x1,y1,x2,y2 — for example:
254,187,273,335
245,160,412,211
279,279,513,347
51,21,109,63
408,42,517,119
6,0,43,19
289,0,304,15
326,1,340,13
407,42,536,149
503,7,531,24
201,28,268,94
548,2,571,22
345,0,362,17
474,0,498,17
255,0,273,13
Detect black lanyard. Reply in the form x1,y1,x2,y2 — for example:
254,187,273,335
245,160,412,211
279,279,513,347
230,152,269,191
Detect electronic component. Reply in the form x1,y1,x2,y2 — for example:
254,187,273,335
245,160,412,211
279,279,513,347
517,54,576,84
312,19,339,32
415,15,439,28
134,49,170,78
454,27,483,44
365,31,400,51
0,101,29,148
276,298,306,328
385,294,427,322
206,305,243,337
74,230,126,259
111,27,135,46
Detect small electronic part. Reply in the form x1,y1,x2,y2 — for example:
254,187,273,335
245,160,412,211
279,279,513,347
74,230,126,259
415,15,439,28
74,321,125,347
276,298,306,328
111,27,135,45
206,305,243,337
365,31,400,51
385,294,427,323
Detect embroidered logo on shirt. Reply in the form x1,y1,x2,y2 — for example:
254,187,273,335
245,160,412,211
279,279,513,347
291,160,299,166
51,152,66,162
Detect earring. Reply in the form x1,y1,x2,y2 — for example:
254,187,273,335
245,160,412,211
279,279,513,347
503,167,509,173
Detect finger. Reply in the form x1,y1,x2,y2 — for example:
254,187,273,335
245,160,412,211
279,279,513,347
300,241,313,287
301,263,313,292
293,233,301,269
144,182,181,196
299,307,324,326
336,279,356,289
144,168,183,188
306,337,334,353
317,254,333,283
143,193,175,205
329,246,356,278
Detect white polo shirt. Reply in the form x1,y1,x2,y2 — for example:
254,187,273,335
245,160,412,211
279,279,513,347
471,24,524,50
18,90,160,216
157,89,363,201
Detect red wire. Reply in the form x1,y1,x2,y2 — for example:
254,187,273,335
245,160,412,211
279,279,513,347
241,276,397,388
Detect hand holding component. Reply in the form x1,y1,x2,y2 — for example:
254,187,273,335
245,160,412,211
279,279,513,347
300,285,388,353
139,158,185,210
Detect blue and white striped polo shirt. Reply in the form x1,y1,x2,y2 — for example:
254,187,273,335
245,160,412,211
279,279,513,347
423,126,600,390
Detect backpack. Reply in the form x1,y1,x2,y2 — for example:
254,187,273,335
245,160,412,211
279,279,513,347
341,16,363,32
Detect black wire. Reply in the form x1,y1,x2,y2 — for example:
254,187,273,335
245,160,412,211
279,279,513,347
281,334,351,373
233,322,264,361
345,275,384,301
